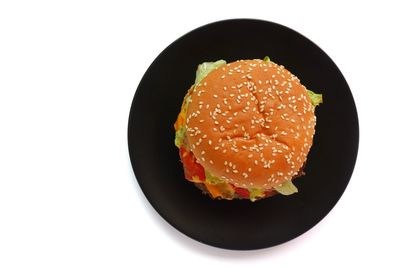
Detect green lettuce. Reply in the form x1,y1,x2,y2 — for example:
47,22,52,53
205,170,224,185
174,95,191,148
183,95,191,111
194,60,226,86
274,180,298,195
307,89,323,107
263,56,270,62
249,188,265,202
174,126,186,148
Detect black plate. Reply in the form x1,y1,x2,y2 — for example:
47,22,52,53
128,19,359,250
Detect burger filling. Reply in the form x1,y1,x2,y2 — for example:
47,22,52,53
174,59,322,201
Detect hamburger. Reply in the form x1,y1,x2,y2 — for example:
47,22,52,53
174,58,322,201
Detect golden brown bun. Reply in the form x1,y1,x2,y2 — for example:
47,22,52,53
185,59,316,190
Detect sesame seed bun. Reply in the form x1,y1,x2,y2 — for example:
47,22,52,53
185,59,316,190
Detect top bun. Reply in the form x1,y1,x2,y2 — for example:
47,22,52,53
185,59,316,190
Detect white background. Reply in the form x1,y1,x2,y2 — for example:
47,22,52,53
1,0,399,266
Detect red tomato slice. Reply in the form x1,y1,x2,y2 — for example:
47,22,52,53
179,147,206,182
264,190,276,198
233,186,250,198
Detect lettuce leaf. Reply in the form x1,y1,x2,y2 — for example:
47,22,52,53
194,60,226,86
174,126,186,148
307,89,323,107
205,170,224,185
274,180,298,195
249,188,265,202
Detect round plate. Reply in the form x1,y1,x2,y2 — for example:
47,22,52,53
128,19,359,250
